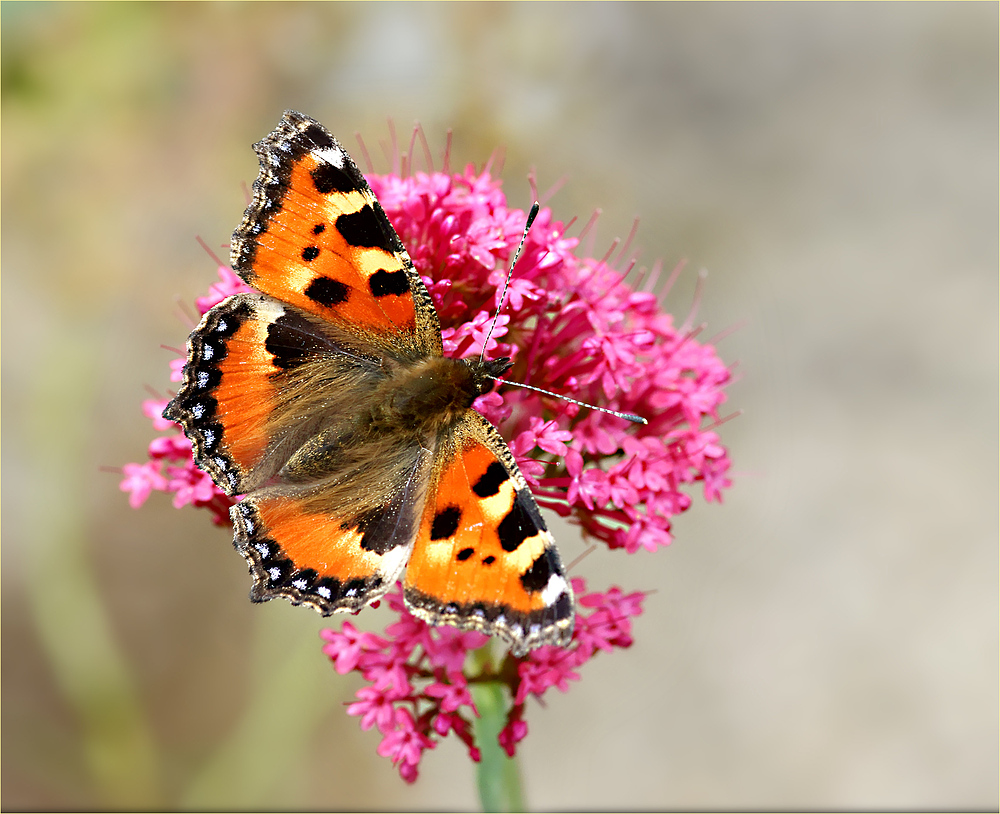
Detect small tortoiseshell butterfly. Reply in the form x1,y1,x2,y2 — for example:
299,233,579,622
164,111,574,654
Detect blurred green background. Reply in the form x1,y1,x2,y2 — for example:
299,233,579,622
3,2,996,809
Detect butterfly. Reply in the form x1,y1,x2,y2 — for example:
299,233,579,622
163,111,574,655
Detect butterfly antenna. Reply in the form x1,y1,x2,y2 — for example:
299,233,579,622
480,202,646,425
479,201,540,364
487,376,648,425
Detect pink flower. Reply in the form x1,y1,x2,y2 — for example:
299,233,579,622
424,628,489,676
424,677,474,713
316,576,644,781
124,129,735,784
168,357,185,383
510,417,573,458
142,398,175,433
513,645,582,705
147,433,193,461
346,686,398,733
320,622,388,675
119,462,167,509
194,265,250,313
498,712,528,758
375,708,435,781
576,585,645,654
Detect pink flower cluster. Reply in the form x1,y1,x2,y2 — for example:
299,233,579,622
123,144,734,784
322,578,643,782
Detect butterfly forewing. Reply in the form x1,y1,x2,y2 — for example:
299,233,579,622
231,110,442,357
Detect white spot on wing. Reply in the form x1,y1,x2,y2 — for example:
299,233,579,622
314,146,346,169
541,574,569,607
378,544,412,587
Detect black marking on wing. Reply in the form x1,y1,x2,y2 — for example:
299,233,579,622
304,276,350,307
311,161,356,195
369,268,409,297
264,311,330,370
336,206,393,252
430,505,461,541
520,550,556,593
497,495,539,552
473,461,508,497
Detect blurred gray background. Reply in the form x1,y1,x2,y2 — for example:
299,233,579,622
3,2,996,809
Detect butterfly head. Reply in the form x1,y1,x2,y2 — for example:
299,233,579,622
475,356,513,391
453,354,512,408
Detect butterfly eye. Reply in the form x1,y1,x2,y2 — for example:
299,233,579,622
467,356,512,399
485,357,513,379
472,356,511,397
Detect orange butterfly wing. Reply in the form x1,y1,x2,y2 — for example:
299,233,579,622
405,412,574,654
230,445,432,614
231,110,442,357
163,291,393,496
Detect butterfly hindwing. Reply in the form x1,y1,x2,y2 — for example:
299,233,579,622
231,445,433,614
231,110,442,358
405,411,575,655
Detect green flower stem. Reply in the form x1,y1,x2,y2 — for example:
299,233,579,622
469,648,524,813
